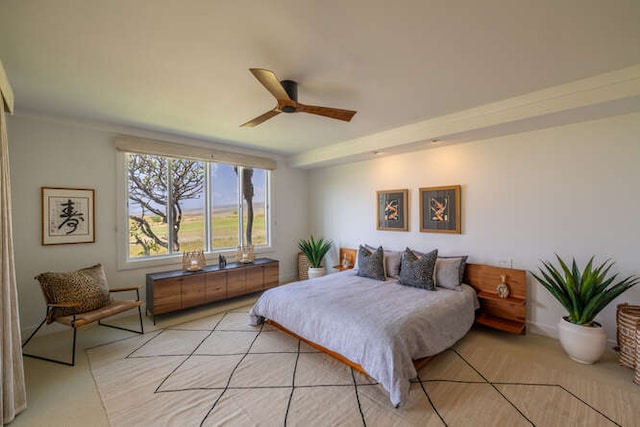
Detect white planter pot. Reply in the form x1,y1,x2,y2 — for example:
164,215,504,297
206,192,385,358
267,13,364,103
557,317,607,364
307,267,325,279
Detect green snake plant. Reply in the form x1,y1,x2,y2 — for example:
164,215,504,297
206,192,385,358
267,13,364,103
298,235,333,268
531,255,639,326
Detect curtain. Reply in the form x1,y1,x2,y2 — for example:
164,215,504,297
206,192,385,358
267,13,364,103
0,60,26,425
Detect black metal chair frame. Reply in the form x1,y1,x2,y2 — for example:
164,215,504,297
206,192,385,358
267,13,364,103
22,287,145,366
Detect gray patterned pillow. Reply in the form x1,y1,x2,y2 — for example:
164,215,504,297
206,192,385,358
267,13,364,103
356,245,386,281
363,244,402,278
398,248,438,290
36,264,111,323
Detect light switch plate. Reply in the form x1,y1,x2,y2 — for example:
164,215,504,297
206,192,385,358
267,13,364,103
497,258,512,268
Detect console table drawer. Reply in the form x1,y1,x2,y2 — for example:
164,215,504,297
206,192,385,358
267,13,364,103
181,275,205,308
264,263,279,288
153,280,181,314
205,271,226,302
226,269,246,298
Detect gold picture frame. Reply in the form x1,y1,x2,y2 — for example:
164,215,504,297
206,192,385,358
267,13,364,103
376,189,408,231
41,187,95,245
419,185,461,234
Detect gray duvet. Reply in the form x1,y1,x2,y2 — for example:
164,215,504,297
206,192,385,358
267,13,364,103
248,270,479,406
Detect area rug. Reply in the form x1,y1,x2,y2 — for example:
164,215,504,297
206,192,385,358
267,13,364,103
87,307,625,426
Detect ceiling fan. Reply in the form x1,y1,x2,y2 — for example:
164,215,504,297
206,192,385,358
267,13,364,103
241,68,357,127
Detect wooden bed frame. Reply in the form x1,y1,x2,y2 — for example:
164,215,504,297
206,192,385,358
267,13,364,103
267,319,431,376
267,249,527,378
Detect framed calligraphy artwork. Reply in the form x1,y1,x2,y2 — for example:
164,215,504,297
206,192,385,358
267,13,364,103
376,189,408,231
41,187,95,245
419,185,461,234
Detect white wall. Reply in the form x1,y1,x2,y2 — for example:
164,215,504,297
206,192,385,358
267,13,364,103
7,114,309,335
9,111,640,342
309,112,640,342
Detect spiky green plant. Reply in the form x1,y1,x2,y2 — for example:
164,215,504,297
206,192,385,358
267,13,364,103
298,235,333,268
531,255,639,326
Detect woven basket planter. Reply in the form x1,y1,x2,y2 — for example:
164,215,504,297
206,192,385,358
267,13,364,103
636,325,640,386
297,253,310,280
616,303,640,370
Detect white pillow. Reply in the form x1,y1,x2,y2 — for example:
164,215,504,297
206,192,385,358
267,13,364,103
434,257,463,290
385,250,402,278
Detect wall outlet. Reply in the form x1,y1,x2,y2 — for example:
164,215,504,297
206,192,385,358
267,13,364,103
497,258,512,269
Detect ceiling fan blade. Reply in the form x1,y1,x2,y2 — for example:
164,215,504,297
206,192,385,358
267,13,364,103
249,68,291,101
240,109,281,127
296,103,357,122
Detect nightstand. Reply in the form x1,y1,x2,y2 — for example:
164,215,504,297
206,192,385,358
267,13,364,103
333,247,356,271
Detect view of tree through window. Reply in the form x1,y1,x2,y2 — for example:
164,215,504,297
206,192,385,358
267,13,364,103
210,163,239,250
173,159,205,252
126,153,269,259
242,168,267,246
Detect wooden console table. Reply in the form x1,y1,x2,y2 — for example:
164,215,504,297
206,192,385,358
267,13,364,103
145,258,279,323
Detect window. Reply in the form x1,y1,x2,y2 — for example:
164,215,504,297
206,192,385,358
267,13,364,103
243,168,267,246
210,163,239,250
125,153,270,260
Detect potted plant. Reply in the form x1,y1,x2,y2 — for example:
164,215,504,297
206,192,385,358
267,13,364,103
531,255,639,364
298,235,333,279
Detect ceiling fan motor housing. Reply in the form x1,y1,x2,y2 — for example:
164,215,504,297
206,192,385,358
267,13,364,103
280,80,297,112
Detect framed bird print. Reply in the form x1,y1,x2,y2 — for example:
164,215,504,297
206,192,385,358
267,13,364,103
419,185,461,234
376,189,408,231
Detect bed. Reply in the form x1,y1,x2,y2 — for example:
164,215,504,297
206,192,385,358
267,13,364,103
249,247,480,407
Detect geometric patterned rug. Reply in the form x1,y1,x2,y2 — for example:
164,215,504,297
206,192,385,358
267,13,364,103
87,307,626,426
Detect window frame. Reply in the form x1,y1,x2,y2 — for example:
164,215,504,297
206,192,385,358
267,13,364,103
116,151,272,270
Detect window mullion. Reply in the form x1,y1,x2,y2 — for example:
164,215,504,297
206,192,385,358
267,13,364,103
166,159,174,253
204,162,211,253
266,171,271,246
237,166,244,247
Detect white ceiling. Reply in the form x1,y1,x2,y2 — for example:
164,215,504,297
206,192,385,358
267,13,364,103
1,0,639,168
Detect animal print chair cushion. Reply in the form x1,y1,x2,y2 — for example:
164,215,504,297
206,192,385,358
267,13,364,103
36,264,111,323
398,248,438,290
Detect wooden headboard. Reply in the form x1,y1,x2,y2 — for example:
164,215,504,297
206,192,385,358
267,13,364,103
464,263,527,334
337,247,357,270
